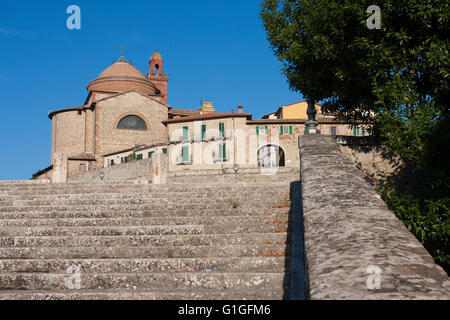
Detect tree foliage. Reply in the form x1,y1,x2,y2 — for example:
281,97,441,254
261,0,450,272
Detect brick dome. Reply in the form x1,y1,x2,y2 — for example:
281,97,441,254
151,50,163,61
87,60,157,95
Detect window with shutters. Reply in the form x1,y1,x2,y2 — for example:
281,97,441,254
331,127,337,136
218,143,227,161
201,124,206,140
219,123,225,138
182,146,189,162
136,154,143,160
183,126,189,141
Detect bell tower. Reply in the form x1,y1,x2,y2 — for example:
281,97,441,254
147,50,169,104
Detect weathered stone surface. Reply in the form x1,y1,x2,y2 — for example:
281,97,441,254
0,176,297,300
299,135,449,300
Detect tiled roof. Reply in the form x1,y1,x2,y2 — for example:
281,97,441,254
48,104,92,119
68,153,96,161
102,143,167,157
163,112,252,124
169,109,201,116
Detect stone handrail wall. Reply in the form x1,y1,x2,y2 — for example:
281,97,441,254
68,158,152,183
299,135,449,299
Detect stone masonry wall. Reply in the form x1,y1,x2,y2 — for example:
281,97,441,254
299,134,449,299
337,136,403,185
68,158,152,183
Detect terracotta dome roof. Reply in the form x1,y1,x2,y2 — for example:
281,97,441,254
98,61,147,79
151,50,163,61
87,59,157,95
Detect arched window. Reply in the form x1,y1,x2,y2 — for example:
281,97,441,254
117,115,147,130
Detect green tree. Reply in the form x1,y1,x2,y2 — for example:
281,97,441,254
261,0,449,271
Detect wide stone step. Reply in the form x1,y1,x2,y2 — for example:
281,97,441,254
0,196,289,211
0,244,290,259
0,208,291,219
0,288,286,300
0,232,289,248
1,189,291,199
0,256,289,273
0,224,290,237
0,182,293,192
0,272,290,291
0,200,291,212
0,216,290,228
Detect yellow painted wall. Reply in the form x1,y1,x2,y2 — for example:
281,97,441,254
279,101,322,119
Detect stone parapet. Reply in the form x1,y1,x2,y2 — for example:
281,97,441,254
68,158,152,183
298,134,449,299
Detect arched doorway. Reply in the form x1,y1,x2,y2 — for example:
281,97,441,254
257,145,285,168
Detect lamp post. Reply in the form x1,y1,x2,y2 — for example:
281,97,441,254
305,99,318,134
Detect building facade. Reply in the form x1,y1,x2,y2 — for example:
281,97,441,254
38,52,368,180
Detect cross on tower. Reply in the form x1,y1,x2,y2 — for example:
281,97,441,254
120,45,125,56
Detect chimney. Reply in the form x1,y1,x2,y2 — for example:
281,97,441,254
237,105,243,114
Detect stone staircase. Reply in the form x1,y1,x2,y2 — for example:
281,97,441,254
0,174,299,300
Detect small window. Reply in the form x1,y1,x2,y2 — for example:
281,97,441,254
162,148,167,154
353,127,358,136
117,115,147,130
136,154,143,160
219,143,227,161
183,126,189,141
331,127,337,136
182,146,189,162
280,125,290,135
258,126,268,135
201,124,206,140
148,151,154,158
80,164,85,172
219,123,225,138
110,160,114,166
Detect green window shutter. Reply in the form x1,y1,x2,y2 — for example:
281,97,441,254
148,151,154,158
305,126,309,134
280,126,284,135
256,126,259,135
353,127,357,136
289,126,293,134
183,126,189,141
201,124,206,139
265,126,268,134
362,127,365,136
162,148,167,154
136,154,143,160
223,143,226,160
219,123,225,137
219,144,223,160
182,146,189,162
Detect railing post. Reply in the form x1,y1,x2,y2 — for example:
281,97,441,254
51,152,68,183
151,153,167,185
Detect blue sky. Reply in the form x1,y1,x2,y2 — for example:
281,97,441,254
0,0,302,180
